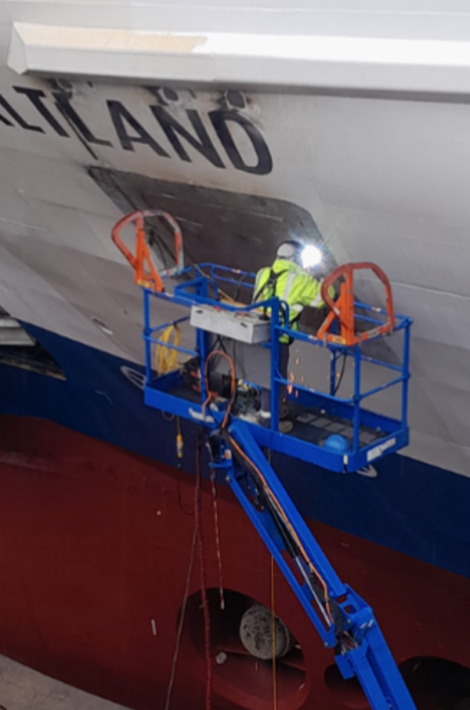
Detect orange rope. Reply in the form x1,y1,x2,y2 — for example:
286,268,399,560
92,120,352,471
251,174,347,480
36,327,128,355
210,464,225,611
228,435,333,623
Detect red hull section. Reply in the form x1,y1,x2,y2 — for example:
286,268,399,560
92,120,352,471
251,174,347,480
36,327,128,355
0,414,468,710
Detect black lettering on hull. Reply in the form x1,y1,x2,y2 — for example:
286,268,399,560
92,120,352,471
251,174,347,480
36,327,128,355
0,95,43,133
151,106,224,168
107,100,168,157
210,109,273,175
54,92,112,146
14,87,68,137
0,84,274,176
0,110,12,127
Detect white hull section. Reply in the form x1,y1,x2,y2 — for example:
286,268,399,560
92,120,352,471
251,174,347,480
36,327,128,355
0,1,467,477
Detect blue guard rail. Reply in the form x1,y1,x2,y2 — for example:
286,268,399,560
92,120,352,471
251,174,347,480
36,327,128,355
141,259,412,474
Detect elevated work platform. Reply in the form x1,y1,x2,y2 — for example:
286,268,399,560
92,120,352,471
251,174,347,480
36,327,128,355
112,210,416,710
112,210,411,475
141,260,411,474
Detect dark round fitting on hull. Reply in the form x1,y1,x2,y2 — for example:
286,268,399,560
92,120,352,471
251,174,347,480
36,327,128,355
239,604,294,660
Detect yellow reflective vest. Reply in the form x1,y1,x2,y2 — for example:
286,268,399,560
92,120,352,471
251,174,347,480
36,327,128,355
253,259,333,342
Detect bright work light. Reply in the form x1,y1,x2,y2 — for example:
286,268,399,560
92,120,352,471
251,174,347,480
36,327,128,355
301,244,322,269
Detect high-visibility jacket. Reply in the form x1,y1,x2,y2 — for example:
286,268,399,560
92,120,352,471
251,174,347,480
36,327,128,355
253,258,333,342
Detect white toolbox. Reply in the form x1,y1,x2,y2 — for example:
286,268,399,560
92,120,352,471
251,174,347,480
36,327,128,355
190,304,271,344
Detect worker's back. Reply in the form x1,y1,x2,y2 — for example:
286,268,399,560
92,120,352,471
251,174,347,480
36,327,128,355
253,256,326,331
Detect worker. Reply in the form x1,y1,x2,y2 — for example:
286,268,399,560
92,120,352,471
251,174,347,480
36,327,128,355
253,240,333,434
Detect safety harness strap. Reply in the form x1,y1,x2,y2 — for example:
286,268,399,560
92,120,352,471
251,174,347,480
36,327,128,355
252,267,288,304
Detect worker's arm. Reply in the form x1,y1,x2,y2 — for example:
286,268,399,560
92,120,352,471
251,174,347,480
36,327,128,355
297,273,335,309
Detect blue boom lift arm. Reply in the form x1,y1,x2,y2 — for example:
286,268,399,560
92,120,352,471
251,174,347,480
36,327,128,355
211,419,416,710
112,210,416,710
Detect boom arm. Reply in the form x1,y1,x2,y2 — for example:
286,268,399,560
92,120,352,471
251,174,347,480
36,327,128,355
212,420,417,710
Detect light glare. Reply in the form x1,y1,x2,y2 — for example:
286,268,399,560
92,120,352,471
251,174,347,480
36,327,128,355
301,244,322,269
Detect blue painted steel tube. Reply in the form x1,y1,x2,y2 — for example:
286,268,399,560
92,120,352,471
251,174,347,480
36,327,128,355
354,301,409,322
353,348,361,453
276,326,343,350
359,376,404,401
200,264,256,289
354,353,403,373
353,314,384,326
165,290,274,314
197,327,208,405
197,277,210,406
277,324,408,349
198,262,256,280
402,323,411,428
270,298,280,432
175,276,217,298
276,377,355,405
148,315,190,335
143,288,152,385
330,351,338,396
146,338,197,358
208,274,253,289
144,315,197,358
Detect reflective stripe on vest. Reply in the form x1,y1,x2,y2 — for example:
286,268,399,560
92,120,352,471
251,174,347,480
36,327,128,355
281,270,297,303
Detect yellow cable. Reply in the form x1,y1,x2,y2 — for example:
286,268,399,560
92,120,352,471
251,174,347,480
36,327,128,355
155,324,181,375
154,324,184,460
271,555,278,710
176,416,183,461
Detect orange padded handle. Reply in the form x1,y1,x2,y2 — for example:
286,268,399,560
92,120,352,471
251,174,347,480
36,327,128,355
318,262,395,346
112,210,184,291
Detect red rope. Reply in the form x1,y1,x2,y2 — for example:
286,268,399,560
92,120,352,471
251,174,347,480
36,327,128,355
210,465,225,611
195,445,212,710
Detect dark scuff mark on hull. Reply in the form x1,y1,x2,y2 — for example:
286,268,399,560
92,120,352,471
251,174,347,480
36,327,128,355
89,166,399,362
89,166,328,274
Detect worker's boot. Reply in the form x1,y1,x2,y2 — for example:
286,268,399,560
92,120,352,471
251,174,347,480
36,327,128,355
237,411,259,424
278,420,294,434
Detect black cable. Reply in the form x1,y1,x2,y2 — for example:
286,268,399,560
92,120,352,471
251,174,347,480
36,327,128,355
334,354,347,395
213,336,228,355
224,430,347,647
147,226,168,270
140,195,179,267
235,271,251,303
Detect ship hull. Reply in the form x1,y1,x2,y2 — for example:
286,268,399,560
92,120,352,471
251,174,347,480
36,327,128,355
1,326,470,709
0,412,469,710
0,14,468,704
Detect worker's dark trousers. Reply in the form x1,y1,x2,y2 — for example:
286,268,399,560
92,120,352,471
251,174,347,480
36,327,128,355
260,342,290,419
